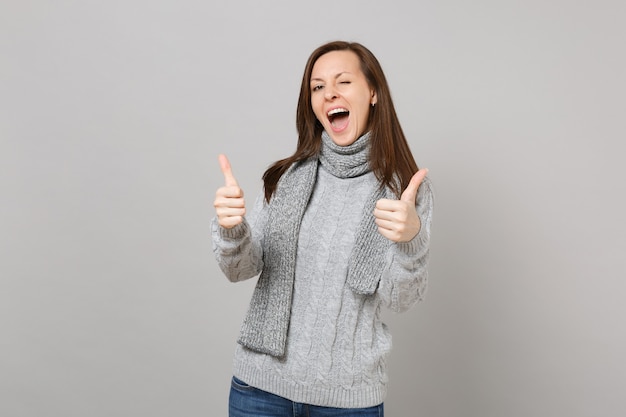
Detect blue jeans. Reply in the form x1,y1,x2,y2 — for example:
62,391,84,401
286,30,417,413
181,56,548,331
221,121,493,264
229,377,384,417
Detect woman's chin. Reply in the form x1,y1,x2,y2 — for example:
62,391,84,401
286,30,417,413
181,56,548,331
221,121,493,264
327,127,360,147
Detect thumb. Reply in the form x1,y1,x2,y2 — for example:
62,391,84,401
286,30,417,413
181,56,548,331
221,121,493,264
218,154,239,187
400,168,428,203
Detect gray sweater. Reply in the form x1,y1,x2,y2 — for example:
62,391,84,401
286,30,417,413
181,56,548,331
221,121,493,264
211,163,433,408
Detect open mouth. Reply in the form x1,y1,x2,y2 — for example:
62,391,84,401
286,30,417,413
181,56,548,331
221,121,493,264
327,108,350,130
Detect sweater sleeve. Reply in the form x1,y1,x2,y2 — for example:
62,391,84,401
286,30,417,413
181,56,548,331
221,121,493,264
211,190,267,283
378,176,434,313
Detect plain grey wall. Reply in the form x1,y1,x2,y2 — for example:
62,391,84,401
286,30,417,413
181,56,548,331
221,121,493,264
2,1,624,416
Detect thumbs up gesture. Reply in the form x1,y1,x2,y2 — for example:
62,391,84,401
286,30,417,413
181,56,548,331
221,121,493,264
374,169,429,242
214,154,246,229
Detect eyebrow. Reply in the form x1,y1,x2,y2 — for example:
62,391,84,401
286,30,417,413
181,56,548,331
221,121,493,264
310,72,352,83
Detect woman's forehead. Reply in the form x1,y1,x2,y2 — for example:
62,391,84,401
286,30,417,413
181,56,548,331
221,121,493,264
311,50,361,76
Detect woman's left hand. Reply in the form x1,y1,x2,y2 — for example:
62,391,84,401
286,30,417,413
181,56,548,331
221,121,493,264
374,169,428,242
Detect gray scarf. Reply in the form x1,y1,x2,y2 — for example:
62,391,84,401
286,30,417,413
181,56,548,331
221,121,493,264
238,131,392,357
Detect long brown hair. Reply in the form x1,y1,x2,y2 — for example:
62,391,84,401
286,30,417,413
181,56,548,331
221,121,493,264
263,41,419,202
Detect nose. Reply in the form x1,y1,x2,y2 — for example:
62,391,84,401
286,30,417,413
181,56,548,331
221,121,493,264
324,85,338,101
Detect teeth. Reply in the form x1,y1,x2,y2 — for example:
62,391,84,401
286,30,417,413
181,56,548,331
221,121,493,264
327,108,348,116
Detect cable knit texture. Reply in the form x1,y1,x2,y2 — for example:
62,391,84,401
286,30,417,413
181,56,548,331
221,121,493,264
237,132,394,358
211,131,434,408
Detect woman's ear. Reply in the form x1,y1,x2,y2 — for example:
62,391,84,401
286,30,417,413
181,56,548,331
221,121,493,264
371,90,377,106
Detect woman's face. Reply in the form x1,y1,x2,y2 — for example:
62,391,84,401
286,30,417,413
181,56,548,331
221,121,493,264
310,50,377,146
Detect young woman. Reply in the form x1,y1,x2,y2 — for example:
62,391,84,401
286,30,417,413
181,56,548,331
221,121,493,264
213,40,434,417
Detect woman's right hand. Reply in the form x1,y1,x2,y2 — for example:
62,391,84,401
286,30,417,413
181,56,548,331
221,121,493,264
214,154,245,229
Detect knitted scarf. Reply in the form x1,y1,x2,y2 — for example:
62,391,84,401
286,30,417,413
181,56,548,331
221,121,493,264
238,131,392,357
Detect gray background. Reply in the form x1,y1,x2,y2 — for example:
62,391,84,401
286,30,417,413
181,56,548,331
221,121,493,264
2,1,625,416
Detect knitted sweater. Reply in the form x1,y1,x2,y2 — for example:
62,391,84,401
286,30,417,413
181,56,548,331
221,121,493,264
211,160,433,408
